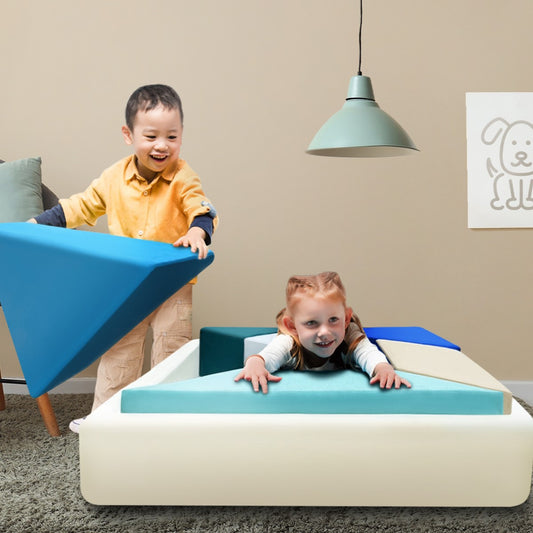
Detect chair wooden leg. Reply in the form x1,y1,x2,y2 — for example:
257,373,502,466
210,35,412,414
0,374,5,411
0,372,6,411
0,368,58,434
36,393,60,436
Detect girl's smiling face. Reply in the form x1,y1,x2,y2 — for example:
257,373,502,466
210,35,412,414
283,294,352,358
122,105,183,182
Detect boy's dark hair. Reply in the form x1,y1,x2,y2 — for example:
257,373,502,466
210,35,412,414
125,84,184,130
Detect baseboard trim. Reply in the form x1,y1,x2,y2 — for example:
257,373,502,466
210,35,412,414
1,377,96,395
2,377,532,405
502,381,533,406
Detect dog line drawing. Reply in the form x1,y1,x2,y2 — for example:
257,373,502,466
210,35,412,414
481,117,533,210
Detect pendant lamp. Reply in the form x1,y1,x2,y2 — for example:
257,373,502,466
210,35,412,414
306,0,418,157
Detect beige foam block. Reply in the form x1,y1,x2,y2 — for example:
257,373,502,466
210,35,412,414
377,340,512,414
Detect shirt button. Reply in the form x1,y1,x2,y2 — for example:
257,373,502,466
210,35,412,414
138,230,144,236
143,191,149,196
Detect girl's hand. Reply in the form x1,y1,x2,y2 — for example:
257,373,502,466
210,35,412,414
370,362,412,389
173,227,208,259
234,355,282,394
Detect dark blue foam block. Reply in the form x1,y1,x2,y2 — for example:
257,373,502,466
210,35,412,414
0,223,214,397
364,327,460,351
199,327,278,376
121,368,504,415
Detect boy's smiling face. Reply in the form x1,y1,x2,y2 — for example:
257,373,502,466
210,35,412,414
122,105,183,182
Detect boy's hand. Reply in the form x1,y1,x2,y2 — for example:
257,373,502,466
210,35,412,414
173,227,208,259
370,362,412,389
27,218,37,223
234,355,282,394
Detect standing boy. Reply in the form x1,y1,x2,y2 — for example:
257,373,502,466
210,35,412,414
31,84,218,431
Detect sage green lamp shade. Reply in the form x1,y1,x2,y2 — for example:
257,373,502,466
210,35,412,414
306,75,418,157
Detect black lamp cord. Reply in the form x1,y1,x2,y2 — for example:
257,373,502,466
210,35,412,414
357,0,363,75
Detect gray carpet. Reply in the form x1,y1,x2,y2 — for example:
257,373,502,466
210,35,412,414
0,393,532,533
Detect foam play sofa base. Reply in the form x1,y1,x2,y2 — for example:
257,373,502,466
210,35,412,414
80,340,533,507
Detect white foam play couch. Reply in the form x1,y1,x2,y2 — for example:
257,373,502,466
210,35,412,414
79,335,533,507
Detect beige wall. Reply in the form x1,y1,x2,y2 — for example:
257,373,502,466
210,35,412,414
1,0,532,383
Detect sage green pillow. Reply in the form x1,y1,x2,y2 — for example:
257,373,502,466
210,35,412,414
0,157,44,222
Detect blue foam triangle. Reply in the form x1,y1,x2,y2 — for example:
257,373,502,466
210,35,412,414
0,223,214,397
364,326,460,350
120,368,504,415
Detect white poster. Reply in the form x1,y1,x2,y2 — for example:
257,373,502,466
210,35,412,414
466,92,533,228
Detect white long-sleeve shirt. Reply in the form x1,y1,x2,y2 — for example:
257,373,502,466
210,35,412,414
257,334,389,378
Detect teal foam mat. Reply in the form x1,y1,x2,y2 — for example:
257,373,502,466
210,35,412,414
121,368,504,415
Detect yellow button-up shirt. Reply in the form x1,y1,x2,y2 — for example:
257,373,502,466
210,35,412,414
60,155,218,243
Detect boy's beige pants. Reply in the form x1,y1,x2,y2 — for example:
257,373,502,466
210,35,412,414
92,284,192,410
